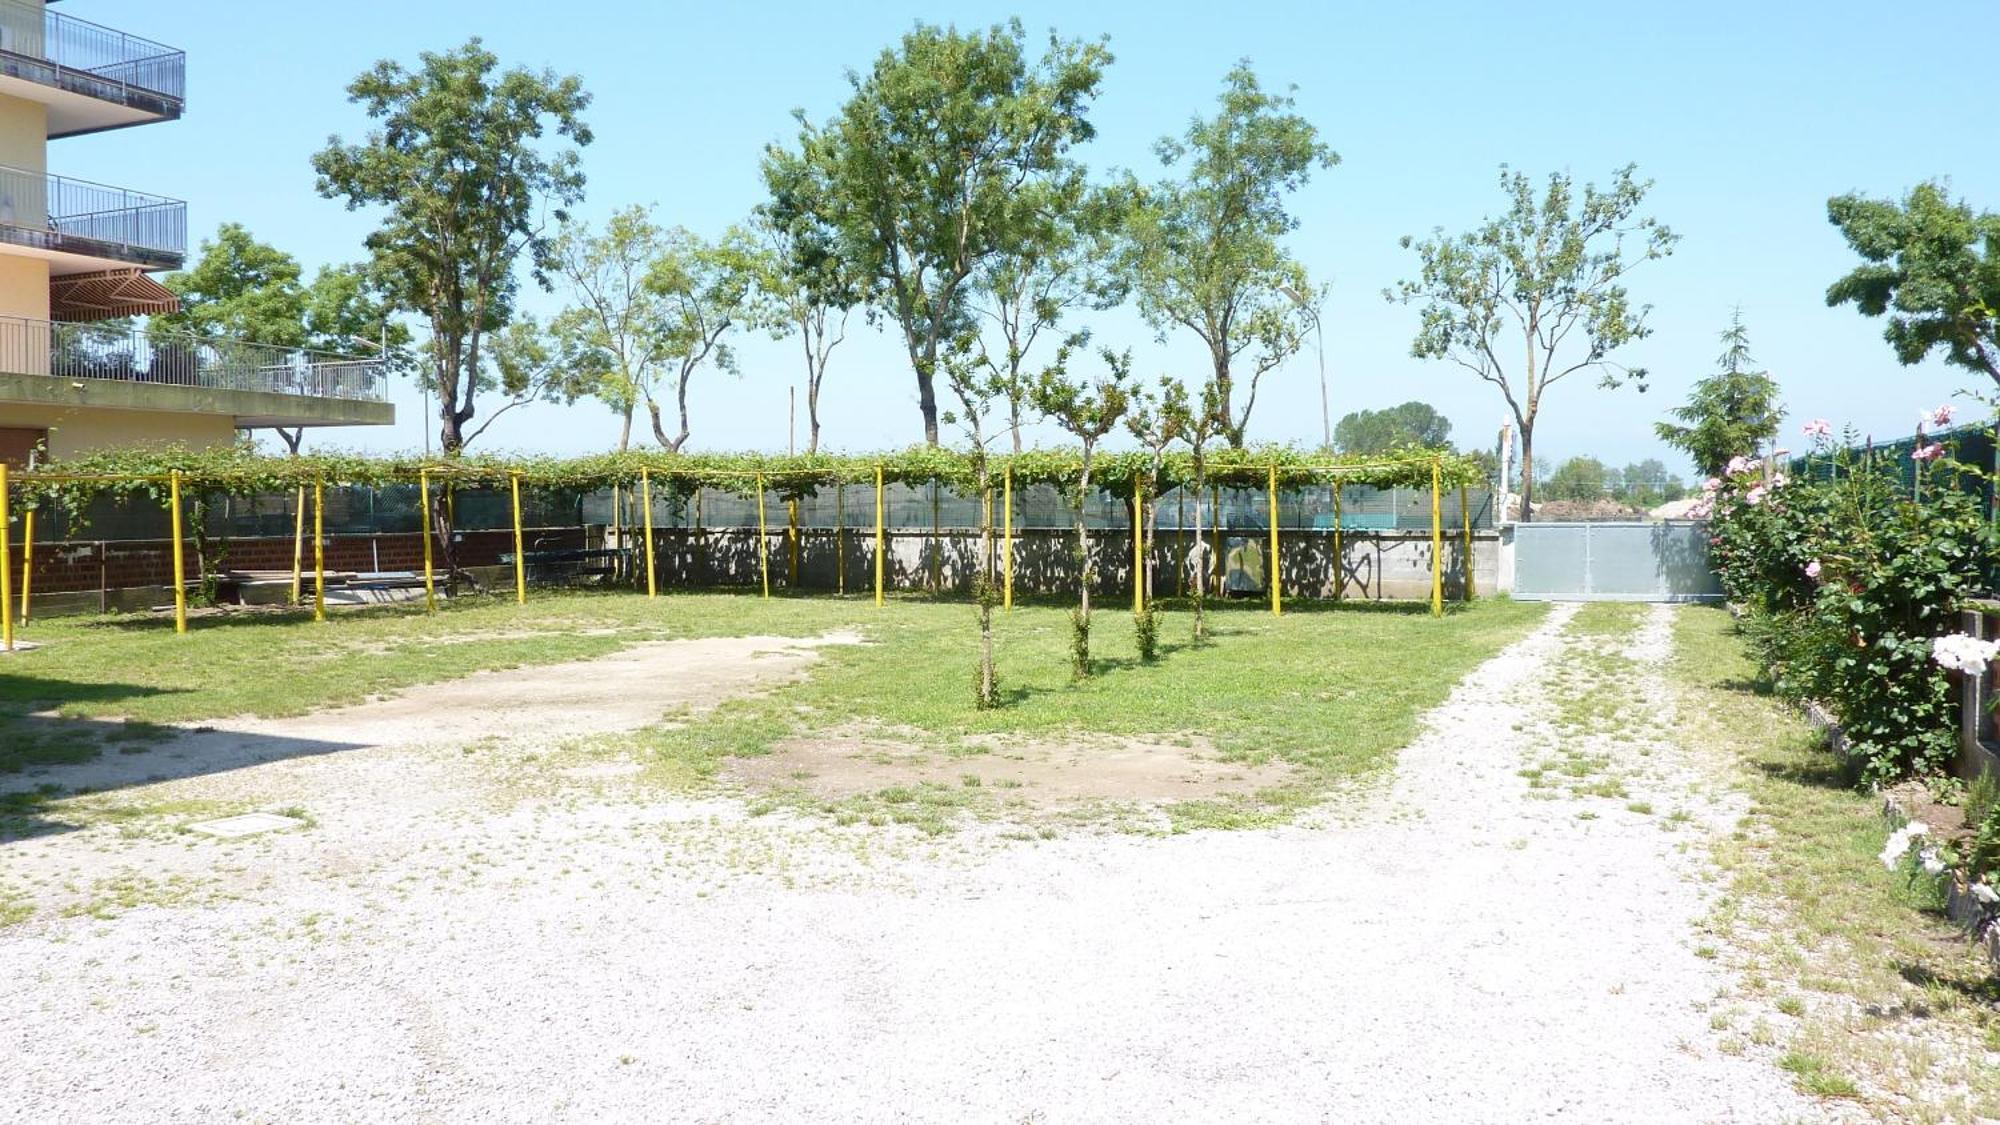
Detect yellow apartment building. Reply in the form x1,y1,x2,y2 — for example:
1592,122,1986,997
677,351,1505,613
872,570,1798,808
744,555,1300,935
0,1,391,466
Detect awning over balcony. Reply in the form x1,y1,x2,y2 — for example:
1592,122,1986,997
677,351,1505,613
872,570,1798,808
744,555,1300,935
50,268,178,320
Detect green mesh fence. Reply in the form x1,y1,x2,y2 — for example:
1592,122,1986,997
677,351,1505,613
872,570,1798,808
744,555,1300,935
22,480,1494,543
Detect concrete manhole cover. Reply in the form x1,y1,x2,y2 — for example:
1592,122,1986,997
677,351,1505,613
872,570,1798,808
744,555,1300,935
189,812,306,838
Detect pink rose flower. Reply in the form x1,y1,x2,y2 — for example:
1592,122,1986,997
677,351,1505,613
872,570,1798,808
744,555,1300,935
1745,484,1768,506
1805,560,1822,580
1930,404,1957,428
1912,442,1944,463
1801,419,1833,439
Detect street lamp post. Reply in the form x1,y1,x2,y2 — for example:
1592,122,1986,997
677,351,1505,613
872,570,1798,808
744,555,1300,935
1281,285,1330,453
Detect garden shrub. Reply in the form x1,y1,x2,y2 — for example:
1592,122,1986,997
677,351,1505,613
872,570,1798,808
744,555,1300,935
1707,421,1998,785
1134,604,1159,663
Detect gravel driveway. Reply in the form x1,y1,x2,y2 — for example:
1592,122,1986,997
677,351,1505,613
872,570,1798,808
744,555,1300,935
0,605,1829,1123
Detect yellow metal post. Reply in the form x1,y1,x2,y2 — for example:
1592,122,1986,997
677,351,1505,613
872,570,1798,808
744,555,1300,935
313,478,326,623
1133,474,1145,613
18,507,31,623
1430,458,1444,618
0,463,12,652
874,465,885,607
169,469,187,635
1002,463,1013,611
290,485,305,605
419,470,436,615
756,473,771,599
1460,483,1476,601
510,472,526,605
1267,463,1281,617
641,469,657,598
1332,484,1344,603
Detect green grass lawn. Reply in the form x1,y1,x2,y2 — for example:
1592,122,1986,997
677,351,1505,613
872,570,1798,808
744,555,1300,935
0,591,865,773
603,593,1548,830
1671,605,2000,1116
0,590,1546,830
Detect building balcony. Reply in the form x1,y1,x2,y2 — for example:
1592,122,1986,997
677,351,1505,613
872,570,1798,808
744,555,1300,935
0,163,184,272
0,316,395,430
0,0,184,137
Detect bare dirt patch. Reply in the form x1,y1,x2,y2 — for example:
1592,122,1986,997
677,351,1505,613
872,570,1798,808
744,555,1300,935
730,726,1292,804
3,629,867,800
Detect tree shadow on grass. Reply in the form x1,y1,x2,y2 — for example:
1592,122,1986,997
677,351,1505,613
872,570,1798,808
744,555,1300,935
1749,753,1858,793
0,674,364,842
1895,962,2000,1005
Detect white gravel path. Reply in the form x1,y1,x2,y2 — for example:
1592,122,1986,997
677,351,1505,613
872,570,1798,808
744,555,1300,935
0,603,1830,1123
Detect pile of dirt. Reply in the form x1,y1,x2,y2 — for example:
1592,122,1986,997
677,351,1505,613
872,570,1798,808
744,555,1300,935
1530,498,1649,522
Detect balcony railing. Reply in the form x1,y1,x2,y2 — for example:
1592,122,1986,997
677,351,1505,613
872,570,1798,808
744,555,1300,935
0,316,389,403
0,0,184,110
0,163,184,266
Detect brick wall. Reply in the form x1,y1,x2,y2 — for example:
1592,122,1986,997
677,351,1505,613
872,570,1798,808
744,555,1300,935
4,527,585,596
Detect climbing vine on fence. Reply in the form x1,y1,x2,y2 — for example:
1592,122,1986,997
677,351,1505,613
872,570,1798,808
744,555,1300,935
11,442,1488,509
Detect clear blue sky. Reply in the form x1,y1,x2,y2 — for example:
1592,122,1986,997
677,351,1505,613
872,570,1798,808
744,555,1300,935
60,0,1999,474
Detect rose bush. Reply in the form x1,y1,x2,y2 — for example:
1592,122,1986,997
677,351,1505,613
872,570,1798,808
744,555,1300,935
1708,412,1998,784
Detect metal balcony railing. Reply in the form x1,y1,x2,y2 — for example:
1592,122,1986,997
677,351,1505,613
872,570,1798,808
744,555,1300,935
0,163,184,265
0,0,185,109
0,316,389,403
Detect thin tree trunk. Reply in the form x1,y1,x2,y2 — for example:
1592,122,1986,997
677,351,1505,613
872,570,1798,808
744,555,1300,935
617,403,633,452
975,459,996,707
1191,459,1207,640
1519,419,1536,523
917,369,940,446
1074,453,1094,677
1214,347,1244,448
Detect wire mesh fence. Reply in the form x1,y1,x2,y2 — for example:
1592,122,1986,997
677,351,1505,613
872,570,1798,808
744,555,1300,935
20,481,1495,543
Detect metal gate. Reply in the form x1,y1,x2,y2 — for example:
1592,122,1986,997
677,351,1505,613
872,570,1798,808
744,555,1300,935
1511,521,1721,602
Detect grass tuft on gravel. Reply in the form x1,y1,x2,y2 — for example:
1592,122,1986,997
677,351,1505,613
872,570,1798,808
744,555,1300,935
1670,604,2000,1118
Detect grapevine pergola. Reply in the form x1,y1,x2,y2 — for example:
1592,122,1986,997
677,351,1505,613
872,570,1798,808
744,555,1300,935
0,445,1488,647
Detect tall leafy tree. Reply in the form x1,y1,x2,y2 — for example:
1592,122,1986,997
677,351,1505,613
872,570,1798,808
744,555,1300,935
973,181,1129,450
1655,315,1782,476
1125,63,1336,448
1543,456,1611,502
159,223,309,346
1391,164,1676,520
1031,348,1134,678
161,224,409,453
161,224,405,355
1333,400,1453,455
802,20,1111,445
548,206,674,450
1826,180,2000,386
645,228,755,453
312,38,591,454
752,145,867,454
